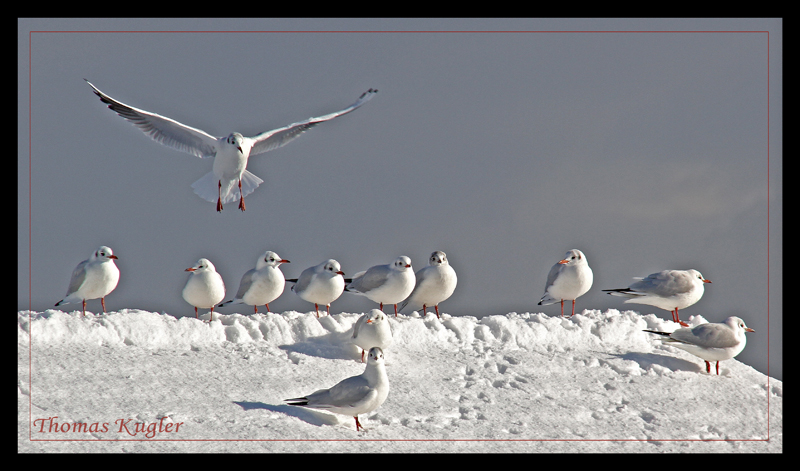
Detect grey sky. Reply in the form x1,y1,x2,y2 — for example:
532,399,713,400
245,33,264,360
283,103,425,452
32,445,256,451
18,18,782,380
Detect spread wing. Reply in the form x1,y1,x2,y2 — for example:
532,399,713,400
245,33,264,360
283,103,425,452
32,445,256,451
247,88,378,157
86,80,218,159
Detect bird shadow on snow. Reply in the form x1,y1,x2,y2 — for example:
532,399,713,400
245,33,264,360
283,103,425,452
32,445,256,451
609,351,703,374
276,330,362,362
232,401,340,427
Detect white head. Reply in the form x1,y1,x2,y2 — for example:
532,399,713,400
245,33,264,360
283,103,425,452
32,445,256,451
392,256,413,271
365,308,387,325
186,258,215,273
558,249,587,266
257,251,289,270
428,251,449,266
688,269,712,285
226,132,244,153
92,246,118,262
725,316,754,334
366,347,385,365
319,259,345,277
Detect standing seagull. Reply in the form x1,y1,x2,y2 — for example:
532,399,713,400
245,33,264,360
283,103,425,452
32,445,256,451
352,309,393,362
218,251,289,313
604,269,711,327
398,251,458,319
285,347,389,432
182,258,226,322
538,249,593,317
287,259,345,317
345,256,416,317
86,80,378,212
644,316,754,375
55,246,120,316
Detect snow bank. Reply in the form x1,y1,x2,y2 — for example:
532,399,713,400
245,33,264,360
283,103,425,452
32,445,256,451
19,308,681,354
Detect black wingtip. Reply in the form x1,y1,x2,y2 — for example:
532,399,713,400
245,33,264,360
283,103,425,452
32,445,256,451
643,330,671,336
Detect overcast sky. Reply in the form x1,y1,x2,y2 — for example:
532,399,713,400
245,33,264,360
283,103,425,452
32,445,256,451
18,18,782,380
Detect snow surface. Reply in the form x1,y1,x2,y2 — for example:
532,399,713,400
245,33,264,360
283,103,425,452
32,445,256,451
18,308,781,453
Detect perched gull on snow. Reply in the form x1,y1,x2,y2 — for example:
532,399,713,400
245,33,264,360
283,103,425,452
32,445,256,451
352,309,393,362
55,246,120,316
398,250,457,319
538,249,593,317
287,259,345,317
644,316,754,375
182,258,225,322
604,269,711,327
345,256,415,316
285,347,389,432
86,80,378,212
218,251,289,313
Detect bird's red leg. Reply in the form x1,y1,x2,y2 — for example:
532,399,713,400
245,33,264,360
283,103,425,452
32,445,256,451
716,361,720,375
435,305,440,319
238,180,246,211
101,297,107,313
394,304,398,317
216,181,223,212
209,306,214,323
355,417,364,431
82,299,86,317
705,361,711,374
560,299,564,317
571,300,576,317
326,304,331,316
675,308,688,327
195,307,198,319
422,304,427,316
265,303,270,312
314,303,320,318
379,303,383,312
254,305,259,314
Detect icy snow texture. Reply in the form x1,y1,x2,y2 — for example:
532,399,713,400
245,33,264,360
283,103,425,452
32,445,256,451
18,308,781,453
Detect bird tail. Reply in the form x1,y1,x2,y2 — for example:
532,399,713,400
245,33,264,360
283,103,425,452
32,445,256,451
643,330,671,337
284,397,309,406
538,295,558,306
191,170,264,203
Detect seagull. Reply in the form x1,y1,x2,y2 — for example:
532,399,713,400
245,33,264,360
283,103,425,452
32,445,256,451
55,246,120,316
604,269,711,327
286,259,345,318
217,251,289,313
538,249,593,317
86,80,378,212
352,309,393,362
345,256,416,317
644,316,754,375
182,258,226,322
398,250,457,319
285,347,389,432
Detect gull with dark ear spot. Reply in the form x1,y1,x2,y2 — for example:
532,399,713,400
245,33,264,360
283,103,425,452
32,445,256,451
218,251,289,313
398,251,457,319
55,246,120,317
286,259,345,318
345,256,416,317
538,249,593,318
644,316,754,375
352,309,393,362
86,80,378,212
182,258,226,322
285,347,389,432
604,269,711,327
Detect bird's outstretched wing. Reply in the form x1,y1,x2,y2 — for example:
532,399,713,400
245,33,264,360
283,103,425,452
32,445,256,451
247,88,378,157
86,80,219,159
